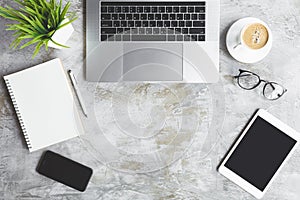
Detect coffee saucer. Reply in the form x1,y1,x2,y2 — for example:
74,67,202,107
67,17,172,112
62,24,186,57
226,17,273,63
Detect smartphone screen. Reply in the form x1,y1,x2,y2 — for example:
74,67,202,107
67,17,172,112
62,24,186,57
37,151,93,192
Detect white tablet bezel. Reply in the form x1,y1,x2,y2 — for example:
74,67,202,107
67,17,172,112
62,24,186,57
218,109,299,199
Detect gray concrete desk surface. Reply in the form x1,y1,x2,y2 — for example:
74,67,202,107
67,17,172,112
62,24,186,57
1,0,300,199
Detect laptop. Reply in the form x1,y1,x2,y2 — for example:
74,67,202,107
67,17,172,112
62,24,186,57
86,0,220,82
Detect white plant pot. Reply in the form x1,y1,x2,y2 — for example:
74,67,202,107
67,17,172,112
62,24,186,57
48,18,74,49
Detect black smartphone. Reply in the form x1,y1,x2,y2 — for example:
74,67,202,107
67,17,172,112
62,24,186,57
37,151,93,192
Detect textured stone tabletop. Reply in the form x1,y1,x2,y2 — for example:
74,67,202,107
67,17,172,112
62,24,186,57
1,0,300,199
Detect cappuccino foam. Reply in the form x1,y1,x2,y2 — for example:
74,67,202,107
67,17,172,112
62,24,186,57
242,23,269,49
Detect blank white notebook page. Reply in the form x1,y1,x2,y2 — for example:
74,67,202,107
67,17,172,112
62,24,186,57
4,58,84,152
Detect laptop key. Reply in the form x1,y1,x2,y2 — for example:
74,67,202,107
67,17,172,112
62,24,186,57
130,7,136,13
113,21,120,27
166,7,172,13
198,35,205,41
115,6,121,12
180,7,187,13
150,21,156,27
112,14,118,20
117,28,123,34
195,7,205,13
137,7,143,13
157,21,163,27
153,28,159,34
182,28,188,34
101,14,111,20
164,21,170,27
186,21,192,27
176,35,183,41
101,7,107,13
107,7,114,13
200,7,205,13
107,35,114,41
115,34,121,41
135,21,142,27
173,7,179,12
141,14,147,20
168,35,175,41
155,14,161,20
177,14,183,20
146,28,152,34
191,35,197,41
160,28,167,34
188,7,194,12
119,14,125,20
139,28,145,34
128,21,134,27
175,28,181,34
179,21,185,27
144,7,150,12
168,28,174,34
101,35,107,41
192,14,197,20
148,14,154,20
184,35,190,41
123,35,130,41
170,14,176,20
101,28,116,34
122,6,129,13
126,14,132,20
121,21,127,27
132,35,166,41
171,21,178,27
159,7,165,13
133,14,140,20
184,14,190,20
101,21,112,27
142,21,149,27
152,6,158,13
189,28,205,34
193,21,205,27
162,14,169,20
199,14,205,20
124,28,131,34
131,28,138,34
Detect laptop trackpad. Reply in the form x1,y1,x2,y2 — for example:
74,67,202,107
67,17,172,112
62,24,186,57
123,43,183,81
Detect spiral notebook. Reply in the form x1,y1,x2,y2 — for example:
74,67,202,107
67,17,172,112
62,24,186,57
4,58,84,152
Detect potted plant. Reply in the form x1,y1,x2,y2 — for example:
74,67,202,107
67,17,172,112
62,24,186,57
0,0,77,57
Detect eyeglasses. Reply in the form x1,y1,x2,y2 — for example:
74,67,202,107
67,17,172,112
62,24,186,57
234,69,287,100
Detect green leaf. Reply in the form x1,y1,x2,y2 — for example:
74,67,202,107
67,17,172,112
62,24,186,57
44,39,49,51
10,38,23,49
57,17,77,30
33,41,44,58
50,38,69,48
13,24,35,35
33,16,48,33
60,2,71,21
20,38,40,49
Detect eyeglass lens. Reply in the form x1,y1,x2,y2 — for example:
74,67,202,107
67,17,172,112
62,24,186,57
237,71,260,90
263,82,286,100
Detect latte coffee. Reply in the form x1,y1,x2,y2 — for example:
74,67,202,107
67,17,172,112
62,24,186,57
242,23,269,50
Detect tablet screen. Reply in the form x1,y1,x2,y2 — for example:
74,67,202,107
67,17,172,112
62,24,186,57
224,116,296,191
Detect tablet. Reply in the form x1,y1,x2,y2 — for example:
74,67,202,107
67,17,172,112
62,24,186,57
218,109,299,199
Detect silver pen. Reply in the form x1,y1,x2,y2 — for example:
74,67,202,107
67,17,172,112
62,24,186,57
67,70,88,117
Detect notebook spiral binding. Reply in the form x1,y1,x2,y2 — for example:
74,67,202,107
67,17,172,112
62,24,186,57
4,79,32,150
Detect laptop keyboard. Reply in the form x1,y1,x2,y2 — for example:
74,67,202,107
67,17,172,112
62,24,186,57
100,1,206,42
